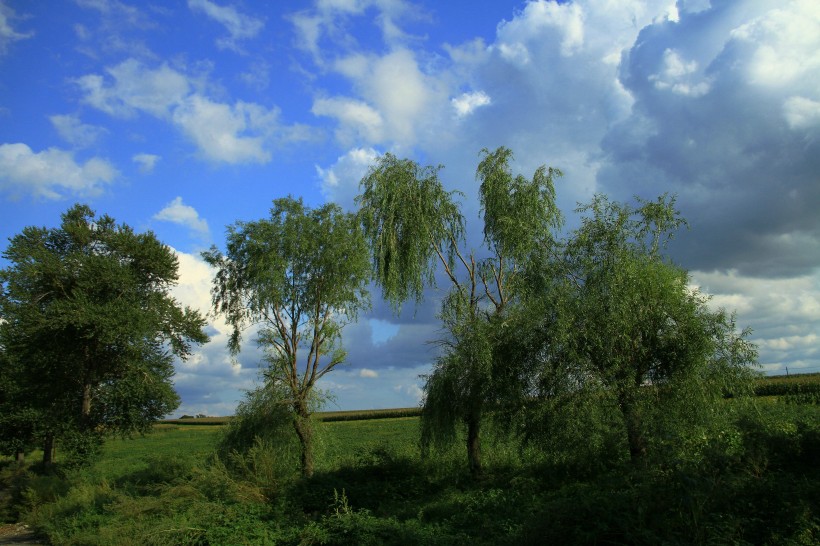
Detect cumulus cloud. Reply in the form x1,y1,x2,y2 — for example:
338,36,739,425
132,152,160,173
169,248,260,417
154,196,210,237
0,1,33,56
75,59,190,118
188,0,264,51
312,97,384,145
49,114,107,148
75,59,296,164
692,269,820,374
313,48,445,147
601,0,820,278
0,143,117,199
451,91,491,118
315,146,378,209
359,368,378,378
173,96,275,164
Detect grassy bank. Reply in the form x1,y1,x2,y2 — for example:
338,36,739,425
2,400,818,544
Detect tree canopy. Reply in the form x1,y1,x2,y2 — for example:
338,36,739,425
0,204,208,464
357,147,563,475
203,196,371,477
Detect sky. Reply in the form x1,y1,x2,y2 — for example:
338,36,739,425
1,0,818,417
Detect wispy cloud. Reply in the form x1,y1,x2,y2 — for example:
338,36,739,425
49,114,107,148
188,0,264,52
0,1,33,56
132,153,160,173
75,59,302,164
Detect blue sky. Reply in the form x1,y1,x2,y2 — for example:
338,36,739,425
1,0,819,416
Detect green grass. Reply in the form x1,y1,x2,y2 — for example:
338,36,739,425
5,404,819,545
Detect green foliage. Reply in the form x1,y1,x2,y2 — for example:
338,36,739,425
0,204,208,465
5,406,818,545
526,193,759,462
358,147,563,475
204,196,371,477
357,154,463,311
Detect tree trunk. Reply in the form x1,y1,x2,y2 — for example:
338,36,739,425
15,449,25,464
466,410,482,477
82,382,92,418
42,433,55,467
293,402,314,478
619,393,646,462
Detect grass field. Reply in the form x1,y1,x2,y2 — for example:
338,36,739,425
2,395,818,545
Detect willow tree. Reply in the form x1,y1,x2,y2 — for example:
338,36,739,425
357,147,562,475
555,194,758,462
203,197,371,477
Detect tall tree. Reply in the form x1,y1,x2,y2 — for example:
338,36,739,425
0,204,208,465
357,147,562,475
551,194,758,462
203,197,371,478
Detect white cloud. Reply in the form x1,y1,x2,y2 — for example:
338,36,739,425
312,97,383,144
359,368,378,378
76,59,292,164
0,143,117,199
692,269,820,374
731,0,820,88
169,248,261,416
783,96,820,129
132,152,160,173
494,0,586,59
49,114,107,148
173,96,275,164
188,0,264,51
649,49,711,97
290,0,420,63
315,146,378,209
154,196,210,237
0,1,33,56
75,59,190,118
451,91,491,118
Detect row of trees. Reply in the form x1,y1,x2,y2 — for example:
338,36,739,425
210,147,757,478
0,147,757,478
359,148,757,475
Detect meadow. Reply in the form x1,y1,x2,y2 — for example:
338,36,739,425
1,383,818,545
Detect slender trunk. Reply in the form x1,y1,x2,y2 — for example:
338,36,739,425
466,409,482,477
15,449,25,464
42,433,55,467
619,393,646,462
82,382,92,419
293,402,314,478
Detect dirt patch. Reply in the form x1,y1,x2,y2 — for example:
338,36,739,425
0,523,44,545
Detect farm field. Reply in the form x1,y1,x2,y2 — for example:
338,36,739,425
1,392,818,544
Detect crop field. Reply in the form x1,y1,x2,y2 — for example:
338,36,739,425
2,398,818,545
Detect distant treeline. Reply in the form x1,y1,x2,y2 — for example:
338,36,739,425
163,375,819,427
163,407,422,426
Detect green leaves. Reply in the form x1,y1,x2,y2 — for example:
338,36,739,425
0,203,208,462
356,153,464,311
205,196,372,477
